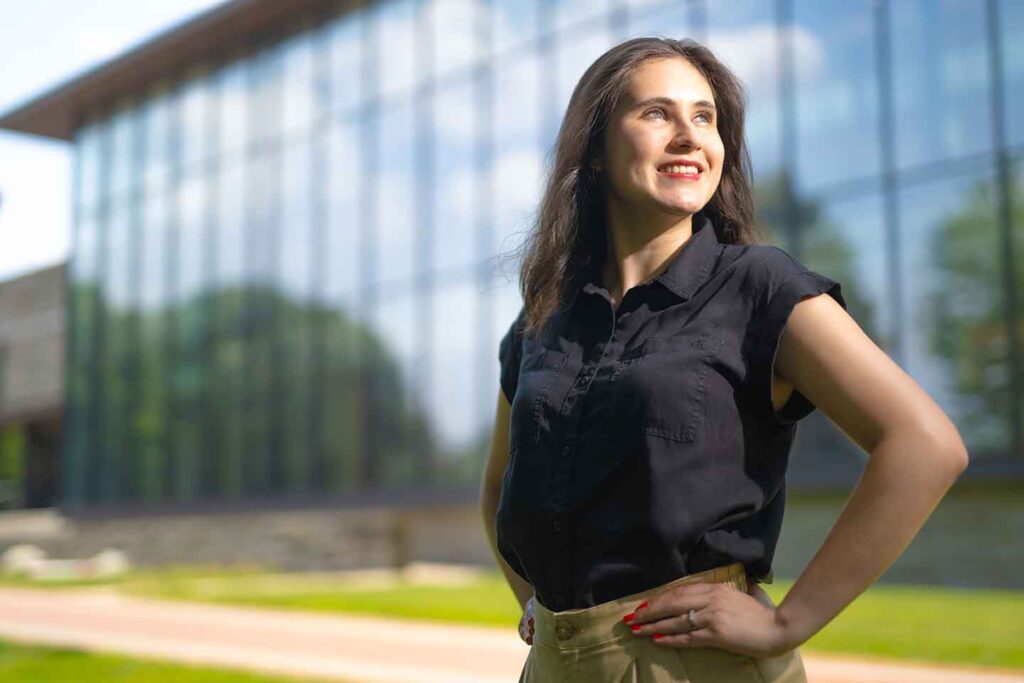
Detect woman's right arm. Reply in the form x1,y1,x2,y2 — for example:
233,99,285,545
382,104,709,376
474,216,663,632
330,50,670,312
480,388,535,611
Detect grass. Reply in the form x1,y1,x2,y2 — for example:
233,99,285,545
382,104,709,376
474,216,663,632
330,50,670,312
3,564,1022,672
0,638,335,682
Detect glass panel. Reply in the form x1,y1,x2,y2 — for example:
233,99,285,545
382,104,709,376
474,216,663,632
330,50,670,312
428,279,480,485
76,121,103,217
180,65,211,173
811,193,891,350
553,25,614,146
108,104,136,203
281,139,314,301
327,10,364,113
279,139,314,493
100,200,131,502
212,159,248,498
218,55,249,158
282,30,316,136
67,210,100,507
247,150,278,285
138,188,168,503
432,82,481,274
494,53,543,260
320,295,364,492
791,0,880,192
891,0,993,169
553,0,612,31
491,0,539,54
429,0,480,77
371,0,418,100
899,169,1010,460
375,100,417,287
142,84,173,195
172,173,208,502
370,295,422,487
1000,0,1024,148
249,45,284,148
625,2,689,41
326,120,362,299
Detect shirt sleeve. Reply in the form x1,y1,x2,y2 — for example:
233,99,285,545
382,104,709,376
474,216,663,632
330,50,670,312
498,305,527,404
750,246,849,425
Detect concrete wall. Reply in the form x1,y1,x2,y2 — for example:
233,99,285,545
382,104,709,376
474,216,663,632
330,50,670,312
0,502,496,572
0,263,64,425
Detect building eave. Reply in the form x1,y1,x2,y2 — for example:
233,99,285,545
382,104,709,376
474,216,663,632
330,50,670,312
0,0,347,141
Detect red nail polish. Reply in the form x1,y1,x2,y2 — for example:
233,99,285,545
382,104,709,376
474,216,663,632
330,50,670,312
623,613,635,623
653,634,663,640
630,624,641,631
638,601,649,609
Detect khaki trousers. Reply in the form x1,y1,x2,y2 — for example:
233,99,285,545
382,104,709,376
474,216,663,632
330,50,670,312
518,562,807,682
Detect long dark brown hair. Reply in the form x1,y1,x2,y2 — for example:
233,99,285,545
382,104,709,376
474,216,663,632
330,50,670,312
513,36,766,338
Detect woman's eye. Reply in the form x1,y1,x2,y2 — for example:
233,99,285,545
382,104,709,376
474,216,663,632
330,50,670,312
695,111,713,124
644,107,667,120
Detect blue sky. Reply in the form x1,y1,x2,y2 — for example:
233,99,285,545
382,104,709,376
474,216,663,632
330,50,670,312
0,0,227,281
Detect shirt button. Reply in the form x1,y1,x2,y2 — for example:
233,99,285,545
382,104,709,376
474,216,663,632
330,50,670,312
552,519,563,533
561,445,571,457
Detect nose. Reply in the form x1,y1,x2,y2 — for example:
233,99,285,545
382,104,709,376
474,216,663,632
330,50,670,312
671,121,701,149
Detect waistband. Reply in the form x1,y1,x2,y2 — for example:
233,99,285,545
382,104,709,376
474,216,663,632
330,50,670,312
531,562,749,650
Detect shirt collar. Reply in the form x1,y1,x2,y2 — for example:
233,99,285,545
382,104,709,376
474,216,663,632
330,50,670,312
568,211,722,309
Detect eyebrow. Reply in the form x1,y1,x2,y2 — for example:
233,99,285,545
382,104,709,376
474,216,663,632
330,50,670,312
632,96,717,112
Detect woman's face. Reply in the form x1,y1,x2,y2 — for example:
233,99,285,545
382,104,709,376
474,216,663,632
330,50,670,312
598,57,725,228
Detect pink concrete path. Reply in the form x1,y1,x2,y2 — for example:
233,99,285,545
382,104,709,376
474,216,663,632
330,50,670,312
0,586,1021,683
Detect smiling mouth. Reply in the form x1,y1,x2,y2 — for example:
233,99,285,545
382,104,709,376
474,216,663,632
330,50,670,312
657,167,702,179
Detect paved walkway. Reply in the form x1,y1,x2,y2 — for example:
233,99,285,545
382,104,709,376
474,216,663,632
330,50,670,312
0,586,1021,683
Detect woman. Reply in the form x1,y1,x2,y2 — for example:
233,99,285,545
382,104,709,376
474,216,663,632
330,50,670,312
479,37,968,682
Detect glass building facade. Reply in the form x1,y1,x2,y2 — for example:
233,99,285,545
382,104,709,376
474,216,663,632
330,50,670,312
63,0,1024,510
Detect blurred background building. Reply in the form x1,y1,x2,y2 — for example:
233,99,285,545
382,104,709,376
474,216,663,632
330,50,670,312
0,0,1020,581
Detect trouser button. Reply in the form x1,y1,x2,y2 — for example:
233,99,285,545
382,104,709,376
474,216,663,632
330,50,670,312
555,622,575,641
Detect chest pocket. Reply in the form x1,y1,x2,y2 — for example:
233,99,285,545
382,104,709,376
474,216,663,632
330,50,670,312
510,339,570,450
612,334,726,444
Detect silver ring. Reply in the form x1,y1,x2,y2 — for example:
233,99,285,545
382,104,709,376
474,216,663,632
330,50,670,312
687,608,698,629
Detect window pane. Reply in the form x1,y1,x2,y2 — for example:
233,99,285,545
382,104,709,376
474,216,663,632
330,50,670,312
180,66,212,173
432,82,481,274
707,0,783,179
429,0,481,77
327,11,364,113
553,0,612,31
282,30,316,136
218,56,249,158
494,53,543,259
371,0,418,100
428,279,483,486
491,0,539,54
1000,0,1024,148
892,0,993,169
326,120,362,298
791,1,880,190
900,170,1011,459
375,100,417,287
370,295,422,487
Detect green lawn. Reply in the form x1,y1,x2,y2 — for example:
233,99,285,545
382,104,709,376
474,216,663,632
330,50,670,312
3,565,1022,671
0,638,333,682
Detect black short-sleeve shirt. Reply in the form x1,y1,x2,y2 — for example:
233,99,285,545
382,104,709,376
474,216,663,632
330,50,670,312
495,213,848,611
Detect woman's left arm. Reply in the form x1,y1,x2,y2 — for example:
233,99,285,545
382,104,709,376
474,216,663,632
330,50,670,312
768,291,969,648
625,291,969,657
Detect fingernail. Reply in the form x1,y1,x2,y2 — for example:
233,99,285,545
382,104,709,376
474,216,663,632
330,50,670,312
653,634,663,640
630,624,641,631
637,601,649,610
623,613,635,623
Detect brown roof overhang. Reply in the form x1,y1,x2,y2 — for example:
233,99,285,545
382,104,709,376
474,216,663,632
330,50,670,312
0,0,346,141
